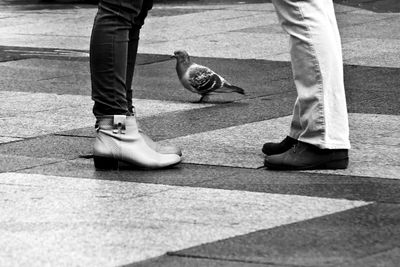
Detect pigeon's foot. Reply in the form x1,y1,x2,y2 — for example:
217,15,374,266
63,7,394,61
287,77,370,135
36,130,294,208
195,95,209,103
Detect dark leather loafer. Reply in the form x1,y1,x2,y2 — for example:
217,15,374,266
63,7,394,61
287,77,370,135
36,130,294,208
264,141,349,170
262,136,298,155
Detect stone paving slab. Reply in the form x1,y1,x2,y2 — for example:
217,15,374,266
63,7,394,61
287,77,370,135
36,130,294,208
160,114,400,179
2,56,399,115
200,169,400,203
340,16,400,39
1,3,399,67
346,90,400,115
334,0,400,13
0,1,399,266
18,159,239,187
170,203,400,267
18,158,400,204
0,135,93,159
0,172,367,266
335,12,400,28
344,65,400,93
0,137,22,144
342,247,400,267
2,56,399,109
133,56,293,102
0,154,62,172
57,95,296,140
129,255,275,267
342,38,400,68
0,90,212,138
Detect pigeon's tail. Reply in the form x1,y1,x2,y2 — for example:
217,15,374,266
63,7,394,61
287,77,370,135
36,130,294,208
222,84,245,95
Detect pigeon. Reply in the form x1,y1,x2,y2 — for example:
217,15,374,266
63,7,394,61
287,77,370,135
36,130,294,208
172,50,245,103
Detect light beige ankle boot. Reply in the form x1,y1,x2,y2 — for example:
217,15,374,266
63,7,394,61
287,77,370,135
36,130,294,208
139,130,182,156
132,107,182,156
93,115,182,170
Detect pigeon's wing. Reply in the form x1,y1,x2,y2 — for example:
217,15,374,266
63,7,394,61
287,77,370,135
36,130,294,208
187,64,223,94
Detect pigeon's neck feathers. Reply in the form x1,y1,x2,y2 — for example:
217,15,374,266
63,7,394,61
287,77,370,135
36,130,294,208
176,58,193,80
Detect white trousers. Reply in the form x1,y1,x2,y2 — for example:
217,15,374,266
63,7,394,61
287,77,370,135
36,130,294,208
272,0,351,149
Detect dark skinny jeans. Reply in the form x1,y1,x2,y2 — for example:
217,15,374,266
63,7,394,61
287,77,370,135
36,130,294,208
90,0,152,117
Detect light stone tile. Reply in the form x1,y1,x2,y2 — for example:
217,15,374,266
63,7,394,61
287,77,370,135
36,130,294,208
349,114,400,146
0,172,368,266
161,114,400,179
140,32,289,60
1,3,399,68
336,13,400,28
0,91,212,138
0,9,95,36
0,136,22,144
345,52,400,68
143,9,272,41
163,3,276,12
161,116,291,169
265,52,291,62
333,4,364,13
0,58,89,73
230,3,277,12
342,38,400,68
0,34,91,51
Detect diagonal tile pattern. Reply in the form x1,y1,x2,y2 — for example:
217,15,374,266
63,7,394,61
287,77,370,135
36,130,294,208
0,172,368,266
0,90,212,139
0,1,399,266
160,114,400,179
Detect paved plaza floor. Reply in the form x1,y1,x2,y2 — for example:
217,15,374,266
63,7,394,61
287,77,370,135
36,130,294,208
0,1,399,266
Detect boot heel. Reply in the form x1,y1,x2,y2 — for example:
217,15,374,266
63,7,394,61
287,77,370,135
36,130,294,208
323,157,349,169
94,156,119,170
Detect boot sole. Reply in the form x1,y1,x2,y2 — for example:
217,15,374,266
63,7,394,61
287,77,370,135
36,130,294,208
93,156,181,170
264,157,349,171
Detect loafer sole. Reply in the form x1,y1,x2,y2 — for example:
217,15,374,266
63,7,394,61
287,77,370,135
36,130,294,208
265,157,349,170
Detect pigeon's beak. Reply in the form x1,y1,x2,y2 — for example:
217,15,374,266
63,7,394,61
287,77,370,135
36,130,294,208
171,55,177,59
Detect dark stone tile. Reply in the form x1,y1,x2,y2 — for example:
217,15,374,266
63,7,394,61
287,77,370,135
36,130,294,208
126,255,275,267
136,97,295,140
133,57,294,102
347,89,400,115
0,135,92,160
56,95,296,140
171,203,400,266
340,17,400,39
344,65,400,115
344,65,400,93
0,154,61,172
16,159,242,187
18,156,400,204
0,46,171,65
2,51,399,116
199,168,400,203
339,247,400,267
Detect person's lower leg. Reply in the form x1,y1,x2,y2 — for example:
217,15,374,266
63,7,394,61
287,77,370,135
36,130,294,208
272,0,350,149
